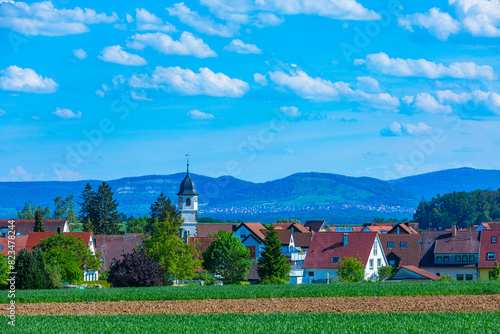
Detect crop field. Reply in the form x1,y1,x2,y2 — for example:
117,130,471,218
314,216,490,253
4,280,500,304
2,312,500,334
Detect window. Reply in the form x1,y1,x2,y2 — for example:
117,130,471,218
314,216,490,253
377,259,381,267
469,255,475,263
240,230,247,239
100,258,104,263
0,245,3,249
309,271,314,277
436,256,443,263
331,256,340,264
16,232,21,236
186,198,191,206
455,255,461,262
493,236,498,244
246,246,256,259
444,256,449,263
373,242,377,256
487,252,496,261
389,260,395,266
466,274,473,281
400,242,407,248
462,255,468,262
456,274,464,281
387,242,395,248
369,259,374,269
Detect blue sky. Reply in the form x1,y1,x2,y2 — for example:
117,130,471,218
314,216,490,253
1,0,500,183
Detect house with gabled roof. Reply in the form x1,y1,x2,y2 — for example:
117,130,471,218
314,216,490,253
380,234,421,267
390,265,440,281
94,234,143,278
387,223,419,235
475,222,500,231
362,225,392,234
478,229,500,280
0,219,69,237
197,223,236,237
302,232,387,282
304,220,331,233
419,226,480,280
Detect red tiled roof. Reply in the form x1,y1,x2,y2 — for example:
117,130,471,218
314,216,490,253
94,234,143,272
380,234,421,266
293,232,312,248
364,226,391,234
197,224,235,237
400,265,440,280
302,232,377,269
352,226,364,232
26,232,92,251
387,223,419,235
0,219,67,236
0,235,28,255
188,237,215,256
238,223,267,241
419,230,480,267
434,231,480,254
272,223,292,230
479,230,500,268
292,223,310,233
481,222,500,230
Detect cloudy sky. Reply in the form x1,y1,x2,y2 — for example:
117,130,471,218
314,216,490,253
1,0,500,183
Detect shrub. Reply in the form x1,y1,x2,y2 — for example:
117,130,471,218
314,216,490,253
337,256,364,283
15,249,51,289
108,250,164,287
195,272,219,286
490,261,499,280
99,269,110,281
438,274,453,281
377,266,395,281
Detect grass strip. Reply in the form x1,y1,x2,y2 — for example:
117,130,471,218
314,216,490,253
3,280,500,304
1,312,499,333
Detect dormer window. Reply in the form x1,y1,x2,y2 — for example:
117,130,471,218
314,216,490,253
331,256,340,263
493,236,498,244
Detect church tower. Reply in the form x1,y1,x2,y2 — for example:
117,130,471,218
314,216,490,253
177,155,198,237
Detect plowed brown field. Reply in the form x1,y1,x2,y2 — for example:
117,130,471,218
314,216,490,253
3,294,500,315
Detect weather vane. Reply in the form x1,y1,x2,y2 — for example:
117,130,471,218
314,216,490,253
186,153,190,170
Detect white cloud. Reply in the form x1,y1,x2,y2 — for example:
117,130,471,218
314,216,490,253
187,109,215,120
52,107,82,119
279,106,301,117
73,48,87,60
356,76,380,93
98,45,148,66
126,13,134,23
224,39,262,54
127,66,249,97
0,1,118,36
254,73,268,86
410,93,453,113
135,8,176,32
437,89,500,115
167,2,239,37
199,0,380,22
95,90,105,97
0,65,58,93
267,69,400,110
5,166,35,181
381,121,434,136
253,12,284,27
130,90,152,101
356,52,496,80
127,32,216,58
398,7,460,41
0,108,5,116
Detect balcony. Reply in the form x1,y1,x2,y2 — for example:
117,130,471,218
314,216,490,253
289,269,304,277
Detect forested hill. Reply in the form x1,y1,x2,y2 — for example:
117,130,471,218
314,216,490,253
0,168,499,219
389,168,500,200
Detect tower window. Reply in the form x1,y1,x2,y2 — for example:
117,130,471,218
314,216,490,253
186,198,191,206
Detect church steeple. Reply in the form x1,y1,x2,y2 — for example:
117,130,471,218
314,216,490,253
177,154,198,237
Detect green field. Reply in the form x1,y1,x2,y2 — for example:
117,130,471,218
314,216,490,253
2,312,499,333
4,280,500,304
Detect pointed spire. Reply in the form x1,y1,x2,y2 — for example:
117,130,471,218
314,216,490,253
185,153,190,175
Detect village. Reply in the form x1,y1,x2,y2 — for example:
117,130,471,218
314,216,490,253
2,165,499,286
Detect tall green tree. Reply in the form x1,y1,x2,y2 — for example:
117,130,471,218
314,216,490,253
64,195,78,226
78,184,99,227
14,248,51,289
53,197,67,219
33,209,45,232
82,217,95,233
491,261,500,280
146,193,180,235
142,212,200,284
94,182,121,235
17,200,50,219
38,233,101,284
202,231,251,284
257,225,291,284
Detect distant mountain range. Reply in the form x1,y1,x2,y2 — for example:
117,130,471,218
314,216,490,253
0,167,499,223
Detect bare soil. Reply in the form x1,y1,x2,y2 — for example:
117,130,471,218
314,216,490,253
2,295,500,315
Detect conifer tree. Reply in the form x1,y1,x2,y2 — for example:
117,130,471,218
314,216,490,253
257,225,291,284
95,182,121,235
82,217,95,233
78,184,99,226
33,209,45,232
15,248,50,289
147,192,180,235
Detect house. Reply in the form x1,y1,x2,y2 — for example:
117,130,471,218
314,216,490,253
363,222,419,231
386,223,419,235
302,232,388,282
304,220,331,233
94,234,143,276
273,222,310,233
390,265,440,281
187,236,215,271
197,223,236,237
0,219,69,237
362,226,392,234
478,229,500,280
234,222,267,258
419,226,480,280
379,234,421,267
475,222,500,231
0,235,28,256
287,232,312,284
25,232,98,281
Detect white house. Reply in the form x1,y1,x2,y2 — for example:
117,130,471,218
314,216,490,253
302,232,388,283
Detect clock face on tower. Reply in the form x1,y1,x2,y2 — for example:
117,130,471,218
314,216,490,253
194,197,198,202
178,198,182,203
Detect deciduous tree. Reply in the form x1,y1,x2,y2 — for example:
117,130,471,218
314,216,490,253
337,256,364,282
491,261,500,280
202,230,251,284
108,249,164,287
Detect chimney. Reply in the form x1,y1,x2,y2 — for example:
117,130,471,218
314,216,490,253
452,225,456,238
343,233,348,246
